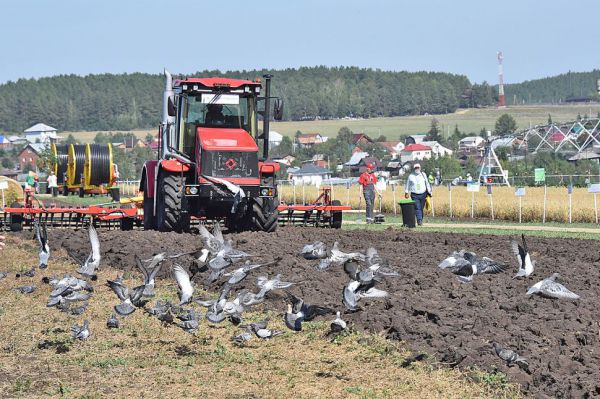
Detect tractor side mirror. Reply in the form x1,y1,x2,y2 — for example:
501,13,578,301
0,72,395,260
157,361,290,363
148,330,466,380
273,99,284,121
167,96,176,117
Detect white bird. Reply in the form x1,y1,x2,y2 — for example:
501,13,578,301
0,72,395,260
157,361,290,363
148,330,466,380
172,264,194,305
511,234,534,278
438,250,507,283
222,259,278,285
72,225,101,279
106,277,147,315
203,176,246,213
329,311,347,334
301,241,327,260
343,280,388,311
318,242,365,270
527,273,580,300
35,222,50,269
256,274,294,297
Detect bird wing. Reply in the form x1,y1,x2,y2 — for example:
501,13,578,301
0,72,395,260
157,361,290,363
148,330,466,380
88,225,101,262
543,282,580,300
343,260,359,280
135,255,150,283
212,221,224,244
252,318,270,331
284,291,303,313
172,264,193,298
359,287,388,298
67,249,84,267
478,258,508,274
106,279,129,301
511,239,525,266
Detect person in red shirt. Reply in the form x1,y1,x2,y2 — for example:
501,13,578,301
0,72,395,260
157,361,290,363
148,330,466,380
358,163,380,224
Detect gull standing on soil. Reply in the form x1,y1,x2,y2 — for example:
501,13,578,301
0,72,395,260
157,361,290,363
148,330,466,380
526,273,580,300
136,253,165,297
107,313,120,329
283,292,332,332
318,241,365,270
35,222,50,269
438,250,507,283
301,241,328,260
493,343,529,371
71,225,101,279
172,264,194,305
511,234,534,278
71,320,90,340
327,311,347,336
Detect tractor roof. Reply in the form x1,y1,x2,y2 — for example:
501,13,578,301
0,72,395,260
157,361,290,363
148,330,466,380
174,77,261,89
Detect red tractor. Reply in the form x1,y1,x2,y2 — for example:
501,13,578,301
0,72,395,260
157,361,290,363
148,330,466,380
140,70,283,233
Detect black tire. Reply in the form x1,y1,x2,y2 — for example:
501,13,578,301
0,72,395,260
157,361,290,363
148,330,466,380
9,202,23,232
330,200,343,229
143,188,156,231
156,173,189,233
251,197,278,232
120,217,134,231
79,186,84,198
63,185,69,196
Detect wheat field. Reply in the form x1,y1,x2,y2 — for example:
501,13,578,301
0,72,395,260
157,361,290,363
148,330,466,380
279,183,600,224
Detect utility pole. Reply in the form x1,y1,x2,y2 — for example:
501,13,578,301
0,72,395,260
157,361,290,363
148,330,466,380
497,51,506,108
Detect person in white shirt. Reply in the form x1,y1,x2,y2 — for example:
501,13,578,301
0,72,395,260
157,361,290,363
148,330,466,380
404,163,432,226
47,171,58,197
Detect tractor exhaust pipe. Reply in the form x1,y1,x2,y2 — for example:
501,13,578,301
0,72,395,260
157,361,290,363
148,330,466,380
262,74,272,160
162,69,175,158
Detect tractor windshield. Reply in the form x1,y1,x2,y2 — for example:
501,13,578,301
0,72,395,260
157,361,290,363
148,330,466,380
187,94,255,132
180,93,257,158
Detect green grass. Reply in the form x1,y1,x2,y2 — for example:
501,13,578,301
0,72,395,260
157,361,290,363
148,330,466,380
35,193,115,207
271,104,600,139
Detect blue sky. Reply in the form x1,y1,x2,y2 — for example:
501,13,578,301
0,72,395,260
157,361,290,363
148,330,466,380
1,0,598,84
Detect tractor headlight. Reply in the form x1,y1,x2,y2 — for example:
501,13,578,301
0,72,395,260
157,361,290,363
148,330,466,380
189,186,198,195
261,188,269,196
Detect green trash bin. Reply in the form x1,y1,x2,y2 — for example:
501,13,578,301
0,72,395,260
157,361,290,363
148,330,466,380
399,199,416,228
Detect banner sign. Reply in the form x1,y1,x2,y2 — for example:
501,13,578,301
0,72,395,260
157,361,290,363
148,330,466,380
534,168,546,183
515,187,526,197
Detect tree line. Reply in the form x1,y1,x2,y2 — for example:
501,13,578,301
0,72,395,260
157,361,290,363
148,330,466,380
0,67,495,133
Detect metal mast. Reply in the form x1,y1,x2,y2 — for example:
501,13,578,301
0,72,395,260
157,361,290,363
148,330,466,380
497,51,506,107
479,131,510,186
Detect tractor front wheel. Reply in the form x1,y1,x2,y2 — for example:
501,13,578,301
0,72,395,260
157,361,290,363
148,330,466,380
250,197,278,232
156,173,189,233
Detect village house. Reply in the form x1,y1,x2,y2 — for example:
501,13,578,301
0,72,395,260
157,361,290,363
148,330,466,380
422,141,453,158
288,163,331,186
24,123,59,144
18,143,47,171
268,130,283,147
0,135,9,149
399,143,432,164
297,133,327,148
458,136,485,150
352,133,373,146
404,134,427,145
380,141,405,159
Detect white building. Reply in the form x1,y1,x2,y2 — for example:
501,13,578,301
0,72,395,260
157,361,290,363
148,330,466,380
289,164,331,186
422,141,453,158
268,130,283,147
458,136,485,150
24,123,58,143
381,141,405,160
400,144,432,164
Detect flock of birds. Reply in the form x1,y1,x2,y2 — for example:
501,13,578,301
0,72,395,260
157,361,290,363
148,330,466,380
3,222,583,372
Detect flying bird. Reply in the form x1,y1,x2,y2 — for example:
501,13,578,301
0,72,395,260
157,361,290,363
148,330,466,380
71,225,101,279
71,320,90,340
493,343,529,371
301,241,327,260
438,250,507,283
511,234,534,278
318,241,365,270
283,292,331,331
35,221,50,269
136,253,165,297
222,259,279,285
342,280,388,311
172,264,194,305
526,273,580,300
106,277,148,315
256,274,294,297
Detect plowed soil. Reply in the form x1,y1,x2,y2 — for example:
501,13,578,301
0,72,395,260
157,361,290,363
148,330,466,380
46,227,600,398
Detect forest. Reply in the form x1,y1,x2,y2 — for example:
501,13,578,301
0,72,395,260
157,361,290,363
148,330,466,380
0,67,597,133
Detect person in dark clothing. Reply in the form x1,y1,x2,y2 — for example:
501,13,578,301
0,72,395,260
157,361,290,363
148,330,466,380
205,104,225,126
358,163,380,224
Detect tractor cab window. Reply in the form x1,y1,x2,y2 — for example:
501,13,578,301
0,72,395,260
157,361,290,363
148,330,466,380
179,93,257,158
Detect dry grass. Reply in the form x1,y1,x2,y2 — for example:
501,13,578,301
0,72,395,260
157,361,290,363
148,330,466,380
279,184,600,224
0,234,520,399
58,129,155,144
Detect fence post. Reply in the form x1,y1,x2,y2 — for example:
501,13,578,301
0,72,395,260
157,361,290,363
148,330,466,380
595,193,598,224
542,185,547,224
430,191,435,218
392,183,397,215
346,182,350,206
293,181,297,204
302,181,305,204
471,191,475,219
448,183,452,218
487,185,494,220
568,184,572,224
519,196,522,223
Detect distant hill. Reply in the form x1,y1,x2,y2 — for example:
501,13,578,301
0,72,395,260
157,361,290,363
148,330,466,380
0,67,598,133
0,67,485,132
505,70,600,105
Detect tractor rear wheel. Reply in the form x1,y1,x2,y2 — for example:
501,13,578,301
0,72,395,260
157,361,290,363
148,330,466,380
251,197,278,232
143,187,156,231
156,173,189,233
